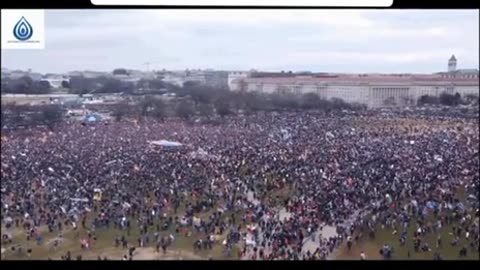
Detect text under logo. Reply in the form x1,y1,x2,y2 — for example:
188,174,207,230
1,9,45,49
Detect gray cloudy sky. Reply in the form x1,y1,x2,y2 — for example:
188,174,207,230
1,9,479,74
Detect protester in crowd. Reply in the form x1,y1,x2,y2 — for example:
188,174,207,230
1,108,478,260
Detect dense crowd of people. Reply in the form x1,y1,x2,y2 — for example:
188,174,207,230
1,107,479,260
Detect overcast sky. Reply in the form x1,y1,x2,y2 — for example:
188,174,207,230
1,9,479,74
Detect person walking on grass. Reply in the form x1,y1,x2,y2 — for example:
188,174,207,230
360,251,366,260
347,236,353,251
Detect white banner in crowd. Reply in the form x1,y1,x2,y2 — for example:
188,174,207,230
149,140,183,147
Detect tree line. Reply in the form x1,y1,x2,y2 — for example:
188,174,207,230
3,74,479,111
2,103,64,131
417,92,479,107
110,82,368,122
0,75,173,95
4,86,477,132
178,82,367,115
1,76,53,94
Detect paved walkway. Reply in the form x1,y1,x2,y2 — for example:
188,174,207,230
300,208,370,259
241,186,373,260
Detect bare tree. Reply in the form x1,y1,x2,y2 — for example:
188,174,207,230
35,105,64,131
439,92,461,106
175,100,195,120
136,96,167,120
151,99,167,121
250,92,272,113
330,98,350,110
111,102,131,122
383,97,397,106
214,96,232,118
417,95,439,106
301,93,321,109
270,92,300,111
113,68,129,75
238,79,248,92
61,80,70,89
197,103,214,118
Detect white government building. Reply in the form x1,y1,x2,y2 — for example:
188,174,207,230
229,55,479,107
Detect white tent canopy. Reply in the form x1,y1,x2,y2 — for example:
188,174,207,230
149,140,183,147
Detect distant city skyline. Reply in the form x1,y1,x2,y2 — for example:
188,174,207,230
1,9,479,74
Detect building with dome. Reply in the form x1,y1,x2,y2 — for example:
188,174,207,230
229,55,479,107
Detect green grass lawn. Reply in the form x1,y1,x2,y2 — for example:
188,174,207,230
1,198,242,260
336,201,479,261
335,187,479,260
1,166,268,260
336,218,479,260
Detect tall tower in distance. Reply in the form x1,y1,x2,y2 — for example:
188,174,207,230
448,55,457,72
